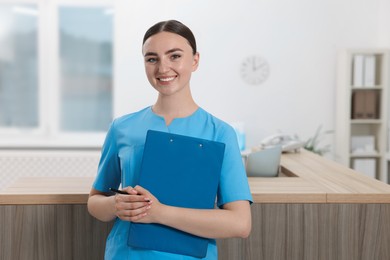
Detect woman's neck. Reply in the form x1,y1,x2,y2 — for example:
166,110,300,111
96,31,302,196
152,92,198,126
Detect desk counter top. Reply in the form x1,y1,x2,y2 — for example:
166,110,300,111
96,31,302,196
1,150,390,205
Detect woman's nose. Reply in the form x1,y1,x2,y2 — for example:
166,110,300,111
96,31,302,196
157,59,170,73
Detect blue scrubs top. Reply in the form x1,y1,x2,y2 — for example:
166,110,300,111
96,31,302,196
93,107,253,260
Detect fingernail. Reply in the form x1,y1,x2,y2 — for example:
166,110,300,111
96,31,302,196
146,205,151,209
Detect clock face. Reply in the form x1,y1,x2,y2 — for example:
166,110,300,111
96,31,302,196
240,56,270,85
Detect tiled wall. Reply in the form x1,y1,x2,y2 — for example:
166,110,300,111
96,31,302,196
0,150,100,191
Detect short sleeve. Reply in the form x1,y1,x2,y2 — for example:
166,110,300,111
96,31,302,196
216,126,253,208
93,120,121,192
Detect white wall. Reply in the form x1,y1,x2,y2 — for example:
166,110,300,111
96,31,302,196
113,0,390,155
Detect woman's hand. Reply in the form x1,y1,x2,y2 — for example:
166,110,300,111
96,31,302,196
129,185,164,224
113,186,153,222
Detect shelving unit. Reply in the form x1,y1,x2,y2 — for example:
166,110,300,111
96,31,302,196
335,49,389,183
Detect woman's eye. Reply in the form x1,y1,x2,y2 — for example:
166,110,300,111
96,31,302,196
171,54,181,60
146,57,157,63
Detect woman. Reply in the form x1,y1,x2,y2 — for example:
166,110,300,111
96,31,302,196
88,20,252,259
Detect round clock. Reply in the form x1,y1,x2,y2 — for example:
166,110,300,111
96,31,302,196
240,56,270,85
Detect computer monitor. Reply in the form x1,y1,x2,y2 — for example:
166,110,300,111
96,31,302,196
245,145,282,177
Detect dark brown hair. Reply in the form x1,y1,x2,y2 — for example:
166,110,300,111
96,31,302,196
143,20,197,55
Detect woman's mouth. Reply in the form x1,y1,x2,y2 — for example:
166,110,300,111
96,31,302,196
158,76,176,82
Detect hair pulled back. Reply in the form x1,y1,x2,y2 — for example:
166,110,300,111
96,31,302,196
143,20,197,55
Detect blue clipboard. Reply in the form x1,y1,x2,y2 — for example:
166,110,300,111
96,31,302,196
127,130,226,258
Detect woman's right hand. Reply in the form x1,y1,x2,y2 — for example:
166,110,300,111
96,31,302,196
113,186,152,222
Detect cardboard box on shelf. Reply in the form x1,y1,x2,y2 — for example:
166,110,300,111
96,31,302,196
364,90,379,119
351,90,379,119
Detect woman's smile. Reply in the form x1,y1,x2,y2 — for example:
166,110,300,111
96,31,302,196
158,76,177,82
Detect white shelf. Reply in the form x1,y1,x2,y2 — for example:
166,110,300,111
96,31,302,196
336,49,389,184
351,119,382,124
350,153,381,158
351,86,383,90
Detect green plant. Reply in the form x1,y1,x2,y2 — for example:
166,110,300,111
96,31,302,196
303,125,333,155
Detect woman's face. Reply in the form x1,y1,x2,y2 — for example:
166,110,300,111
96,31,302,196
142,31,199,97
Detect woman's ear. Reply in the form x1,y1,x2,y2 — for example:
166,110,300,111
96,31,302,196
192,52,200,72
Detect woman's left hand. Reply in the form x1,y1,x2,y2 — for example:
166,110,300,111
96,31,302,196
131,185,163,223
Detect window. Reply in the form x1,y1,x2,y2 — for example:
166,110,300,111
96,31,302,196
0,4,38,128
0,1,114,147
59,7,113,132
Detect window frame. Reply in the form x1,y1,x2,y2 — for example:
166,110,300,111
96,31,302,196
0,0,114,148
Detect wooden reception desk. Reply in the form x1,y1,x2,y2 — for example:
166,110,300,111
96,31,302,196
1,150,390,260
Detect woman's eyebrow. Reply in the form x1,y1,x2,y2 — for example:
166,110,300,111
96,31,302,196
144,48,184,57
165,48,183,54
144,52,157,57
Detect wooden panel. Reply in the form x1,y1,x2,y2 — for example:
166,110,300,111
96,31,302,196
320,204,338,260
0,205,11,260
377,204,390,259
360,204,380,259
0,205,112,260
338,204,360,260
302,204,320,260
56,205,73,259
36,205,56,260
286,204,304,259
218,203,390,260
1,203,390,260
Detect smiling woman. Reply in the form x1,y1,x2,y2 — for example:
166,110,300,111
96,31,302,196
87,20,253,260
142,31,200,117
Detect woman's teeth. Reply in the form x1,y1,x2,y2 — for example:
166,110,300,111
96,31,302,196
159,76,175,82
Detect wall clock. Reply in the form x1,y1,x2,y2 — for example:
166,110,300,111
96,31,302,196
240,55,270,85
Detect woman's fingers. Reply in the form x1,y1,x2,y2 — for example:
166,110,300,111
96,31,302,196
116,203,152,222
115,193,145,203
134,185,155,202
115,200,148,210
122,186,138,195
113,188,152,221
122,186,151,202
115,206,149,221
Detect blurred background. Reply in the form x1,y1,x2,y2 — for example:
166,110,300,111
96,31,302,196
1,0,389,188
